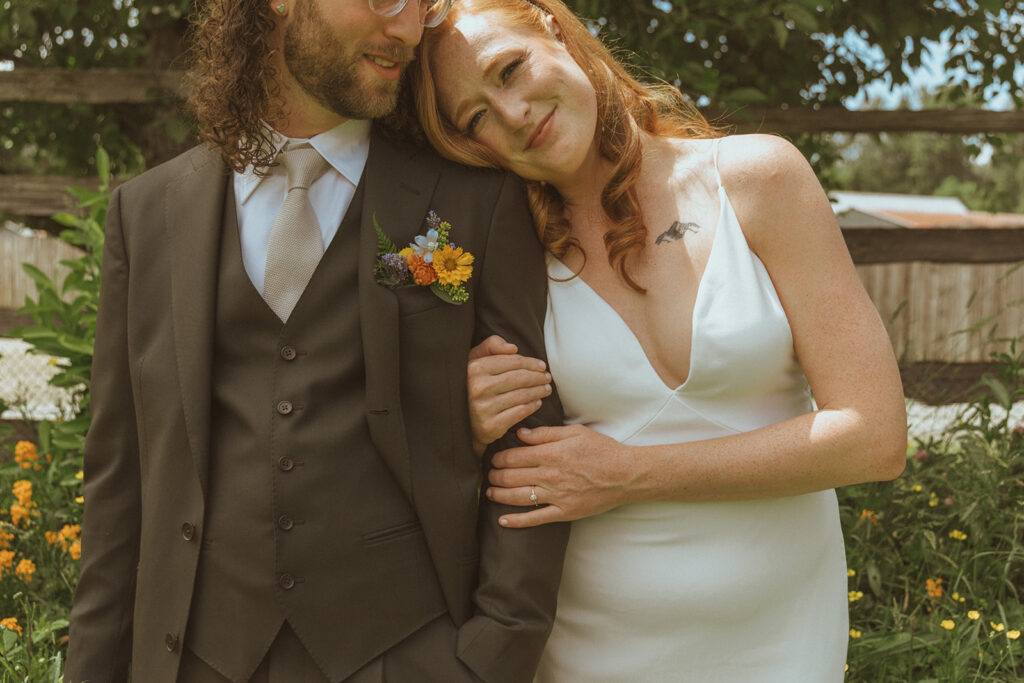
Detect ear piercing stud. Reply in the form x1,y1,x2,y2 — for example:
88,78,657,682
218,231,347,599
275,3,287,15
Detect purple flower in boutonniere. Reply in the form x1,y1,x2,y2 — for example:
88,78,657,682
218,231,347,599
373,212,473,305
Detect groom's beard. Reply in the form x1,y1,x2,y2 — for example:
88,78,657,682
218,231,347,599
284,0,411,120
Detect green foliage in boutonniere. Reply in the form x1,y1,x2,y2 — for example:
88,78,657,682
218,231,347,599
374,210,474,305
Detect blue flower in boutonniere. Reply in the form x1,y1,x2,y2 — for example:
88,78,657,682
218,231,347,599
373,210,474,304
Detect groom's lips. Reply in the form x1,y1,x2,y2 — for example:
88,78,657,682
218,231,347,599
364,53,404,81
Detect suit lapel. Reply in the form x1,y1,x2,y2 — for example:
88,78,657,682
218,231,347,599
358,129,440,498
167,147,228,495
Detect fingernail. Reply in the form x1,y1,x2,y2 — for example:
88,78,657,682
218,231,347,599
519,427,532,435
499,518,509,526
485,488,494,499
545,372,552,381
544,384,551,393
537,360,547,371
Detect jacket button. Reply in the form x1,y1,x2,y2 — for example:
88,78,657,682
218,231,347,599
278,456,295,472
181,522,195,541
276,400,293,415
280,345,297,361
165,632,179,652
278,573,296,590
277,515,294,531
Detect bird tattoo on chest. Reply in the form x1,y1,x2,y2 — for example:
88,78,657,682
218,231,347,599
655,221,701,245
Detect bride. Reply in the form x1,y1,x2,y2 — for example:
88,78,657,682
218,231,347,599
410,1,907,680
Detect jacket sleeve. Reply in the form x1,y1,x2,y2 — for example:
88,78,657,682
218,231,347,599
456,173,569,683
65,185,142,683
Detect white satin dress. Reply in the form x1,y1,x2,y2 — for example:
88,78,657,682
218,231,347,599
535,142,848,682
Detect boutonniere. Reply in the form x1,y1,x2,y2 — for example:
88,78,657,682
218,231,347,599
374,210,474,305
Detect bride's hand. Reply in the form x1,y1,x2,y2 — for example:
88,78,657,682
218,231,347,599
486,425,640,527
468,335,552,455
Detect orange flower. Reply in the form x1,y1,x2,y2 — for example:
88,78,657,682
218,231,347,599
68,540,81,560
408,255,438,286
9,504,29,527
0,531,13,550
14,558,34,581
13,442,36,464
0,617,21,635
45,530,59,545
12,480,32,507
860,509,879,526
926,577,944,599
0,550,14,575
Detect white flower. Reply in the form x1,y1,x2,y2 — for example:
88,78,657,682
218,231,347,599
410,228,440,263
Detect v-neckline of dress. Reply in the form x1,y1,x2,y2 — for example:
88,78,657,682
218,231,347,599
548,184,732,394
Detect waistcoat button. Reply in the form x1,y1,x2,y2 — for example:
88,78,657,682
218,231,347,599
278,573,296,590
276,400,293,415
181,522,195,541
278,456,295,471
165,632,179,652
278,515,294,531
280,345,297,361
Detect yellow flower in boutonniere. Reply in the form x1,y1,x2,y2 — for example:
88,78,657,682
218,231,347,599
432,244,474,286
374,210,474,305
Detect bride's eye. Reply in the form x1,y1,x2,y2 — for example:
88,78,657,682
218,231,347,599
500,56,525,83
466,110,485,136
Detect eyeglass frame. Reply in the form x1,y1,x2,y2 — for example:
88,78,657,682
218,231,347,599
367,0,455,28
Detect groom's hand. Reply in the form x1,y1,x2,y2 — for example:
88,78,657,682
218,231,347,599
486,425,640,528
468,335,552,454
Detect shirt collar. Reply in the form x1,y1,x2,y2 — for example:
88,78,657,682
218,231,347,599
236,119,373,204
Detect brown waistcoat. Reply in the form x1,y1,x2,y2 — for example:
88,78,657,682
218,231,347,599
185,184,446,682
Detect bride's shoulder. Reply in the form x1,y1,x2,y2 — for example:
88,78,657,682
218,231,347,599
712,134,828,245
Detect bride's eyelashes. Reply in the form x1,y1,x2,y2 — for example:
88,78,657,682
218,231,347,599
465,51,530,137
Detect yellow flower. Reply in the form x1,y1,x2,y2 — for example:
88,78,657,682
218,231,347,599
1007,630,1021,640
951,591,965,602
847,569,856,577
991,621,1005,632
14,558,34,581
75,496,84,504
912,484,922,492
68,539,81,560
75,470,84,480
926,578,943,599
968,610,981,620
0,617,21,635
48,357,58,366
848,591,864,603
398,246,415,261
940,619,956,630
928,492,939,507
849,628,862,639
430,244,474,286
949,529,967,541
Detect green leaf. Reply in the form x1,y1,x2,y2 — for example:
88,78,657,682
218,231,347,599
52,212,83,228
771,18,788,50
0,627,17,653
723,87,769,105
922,529,937,550
96,147,111,191
372,213,398,254
866,561,882,597
31,618,69,644
980,375,1012,410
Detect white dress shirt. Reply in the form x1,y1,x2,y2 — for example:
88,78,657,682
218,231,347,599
233,119,372,294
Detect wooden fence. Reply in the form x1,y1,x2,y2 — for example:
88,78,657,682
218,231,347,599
2,68,1023,403
0,227,83,310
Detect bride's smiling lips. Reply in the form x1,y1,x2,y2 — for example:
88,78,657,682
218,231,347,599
525,108,557,151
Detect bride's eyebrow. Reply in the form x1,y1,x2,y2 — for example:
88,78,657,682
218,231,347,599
452,50,508,126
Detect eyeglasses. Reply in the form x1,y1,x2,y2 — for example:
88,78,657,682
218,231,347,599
368,0,455,28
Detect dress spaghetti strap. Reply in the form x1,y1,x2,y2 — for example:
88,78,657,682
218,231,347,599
711,137,723,190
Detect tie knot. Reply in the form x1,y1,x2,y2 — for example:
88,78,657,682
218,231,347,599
279,146,330,190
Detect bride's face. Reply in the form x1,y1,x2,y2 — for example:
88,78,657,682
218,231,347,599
431,10,598,185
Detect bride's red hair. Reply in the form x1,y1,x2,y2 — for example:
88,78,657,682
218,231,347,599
411,0,720,292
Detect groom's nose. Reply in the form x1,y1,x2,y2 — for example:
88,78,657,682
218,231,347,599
382,0,424,46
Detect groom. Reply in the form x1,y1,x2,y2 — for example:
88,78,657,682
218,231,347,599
65,0,567,681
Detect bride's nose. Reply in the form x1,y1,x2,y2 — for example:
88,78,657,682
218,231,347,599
491,93,530,130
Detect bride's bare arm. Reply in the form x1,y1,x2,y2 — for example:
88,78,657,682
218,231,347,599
486,135,907,527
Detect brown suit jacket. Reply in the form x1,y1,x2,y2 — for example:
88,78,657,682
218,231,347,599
66,129,568,683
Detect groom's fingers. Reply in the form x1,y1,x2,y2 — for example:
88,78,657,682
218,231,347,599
468,334,516,361
478,401,544,442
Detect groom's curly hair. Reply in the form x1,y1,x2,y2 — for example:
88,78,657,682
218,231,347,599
185,0,284,174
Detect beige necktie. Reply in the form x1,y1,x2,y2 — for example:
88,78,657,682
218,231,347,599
263,146,330,322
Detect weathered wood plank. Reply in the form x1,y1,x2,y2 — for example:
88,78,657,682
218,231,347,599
3,69,1024,134
842,227,1024,264
0,175,116,216
717,107,1024,134
0,68,186,104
